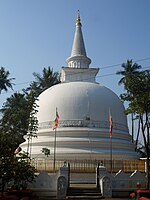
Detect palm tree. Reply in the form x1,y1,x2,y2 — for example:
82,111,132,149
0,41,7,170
34,67,60,89
1,93,29,146
116,59,142,143
0,67,14,94
1,92,38,164
116,59,141,88
27,67,60,96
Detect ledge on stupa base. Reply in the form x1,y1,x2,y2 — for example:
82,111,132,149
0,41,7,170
31,159,146,174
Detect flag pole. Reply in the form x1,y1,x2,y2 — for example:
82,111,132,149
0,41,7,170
110,134,112,173
53,127,56,172
109,109,113,173
53,107,59,173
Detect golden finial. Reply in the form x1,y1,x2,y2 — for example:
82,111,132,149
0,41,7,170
76,10,82,26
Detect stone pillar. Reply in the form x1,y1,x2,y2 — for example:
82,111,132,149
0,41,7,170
57,176,67,199
100,176,112,198
96,164,110,188
96,163,100,188
59,161,70,187
98,165,108,178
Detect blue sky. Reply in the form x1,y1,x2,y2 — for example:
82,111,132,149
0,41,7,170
0,0,150,111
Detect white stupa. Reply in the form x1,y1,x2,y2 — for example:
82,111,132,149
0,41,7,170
21,13,138,160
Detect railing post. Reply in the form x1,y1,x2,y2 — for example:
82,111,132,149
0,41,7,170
96,163,100,189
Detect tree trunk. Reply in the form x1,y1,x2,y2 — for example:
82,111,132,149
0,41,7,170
146,111,149,190
140,114,149,189
131,113,134,143
135,118,140,150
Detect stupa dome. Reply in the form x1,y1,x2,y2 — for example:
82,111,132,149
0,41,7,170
38,81,127,127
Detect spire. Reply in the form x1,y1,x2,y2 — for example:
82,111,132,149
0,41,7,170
76,10,82,26
66,12,91,68
61,12,99,83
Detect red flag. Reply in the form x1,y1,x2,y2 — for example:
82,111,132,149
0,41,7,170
109,114,113,137
52,108,59,130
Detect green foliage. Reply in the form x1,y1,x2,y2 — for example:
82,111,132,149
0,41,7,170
26,66,60,96
0,66,60,192
0,131,15,194
0,66,15,94
0,90,38,193
116,59,141,88
13,152,36,189
41,148,50,157
117,60,150,189
0,91,38,150
119,70,150,116
0,147,36,192
24,91,39,152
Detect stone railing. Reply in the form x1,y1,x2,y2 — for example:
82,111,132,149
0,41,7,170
31,159,146,173
97,166,147,198
28,162,70,199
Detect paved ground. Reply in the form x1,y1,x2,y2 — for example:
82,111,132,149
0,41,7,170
104,198,129,200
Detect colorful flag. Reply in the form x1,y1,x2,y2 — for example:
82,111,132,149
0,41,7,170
109,113,113,137
52,108,59,130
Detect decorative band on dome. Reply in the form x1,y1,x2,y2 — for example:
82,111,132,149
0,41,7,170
38,119,128,132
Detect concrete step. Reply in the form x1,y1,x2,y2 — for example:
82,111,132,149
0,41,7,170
67,196,102,200
67,184,102,200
